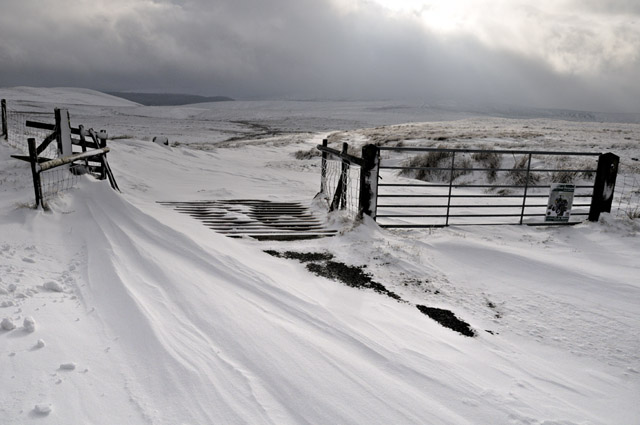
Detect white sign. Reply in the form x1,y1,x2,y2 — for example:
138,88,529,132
545,183,576,222
546,184,575,222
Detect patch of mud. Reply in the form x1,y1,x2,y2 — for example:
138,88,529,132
266,250,476,337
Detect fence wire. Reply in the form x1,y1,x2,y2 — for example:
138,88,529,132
39,165,83,204
613,172,640,219
323,159,361,217
3,103,86,206
5,108,58,159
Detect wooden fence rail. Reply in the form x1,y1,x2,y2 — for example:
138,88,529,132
2,99,119,208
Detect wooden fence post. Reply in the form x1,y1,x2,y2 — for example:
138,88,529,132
98,130,108,180
330,143,349,211
320,138,328,194
588,152,620,221
1,99,7,140
54,108,72,157
78,124,90,169
27,138,43,208
339,143,348,209
358,144,380,220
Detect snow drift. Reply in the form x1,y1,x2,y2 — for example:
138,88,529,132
1,87,639,424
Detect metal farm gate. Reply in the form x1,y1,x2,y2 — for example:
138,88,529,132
317,141,619,228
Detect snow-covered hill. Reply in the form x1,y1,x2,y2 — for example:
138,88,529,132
1,87,639,424
0,87,140,107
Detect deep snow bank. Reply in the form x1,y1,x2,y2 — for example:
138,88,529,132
3,176,638,424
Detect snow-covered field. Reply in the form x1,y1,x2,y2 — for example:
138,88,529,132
1,87,639,424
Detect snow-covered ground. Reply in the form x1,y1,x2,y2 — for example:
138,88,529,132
1,87,639,424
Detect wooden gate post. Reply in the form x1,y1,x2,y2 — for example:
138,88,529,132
98,130,108,180
330,143,349,211
358,144,380,219
339,143,348,209
1,99,7,141
588,152,620,221
54,108,72,157
27,138,43,208
320,138,328,193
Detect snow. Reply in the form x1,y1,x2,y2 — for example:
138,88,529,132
1,87,639,424
33,403,52,415
0,86,139,107
23,316,36,332
59,363,76,371
1,317,16,330
43,281,64,292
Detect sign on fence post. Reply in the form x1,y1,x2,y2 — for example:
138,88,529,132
545,184,575,222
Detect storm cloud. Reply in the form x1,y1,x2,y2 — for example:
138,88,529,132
1,0,638,112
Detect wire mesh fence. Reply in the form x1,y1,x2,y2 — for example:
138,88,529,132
612,175,640,219
38,164,84,204
323,159,361,217
5,107,58,159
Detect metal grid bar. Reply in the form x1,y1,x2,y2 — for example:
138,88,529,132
377,203,592,209
378,146,602,156
380,166,597,173
378,183,595,189
377,212,589,218
380,222,583,228
377,194,593,198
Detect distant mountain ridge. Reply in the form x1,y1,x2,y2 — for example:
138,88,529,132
106,92,234,106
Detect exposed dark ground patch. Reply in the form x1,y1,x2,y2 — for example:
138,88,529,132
264,250,333,262
265,250,476,337
486,300,502,319
415,305,475,337
306,261,403,301
223,120,291,142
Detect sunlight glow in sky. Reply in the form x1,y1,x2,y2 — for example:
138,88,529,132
366,0,470,33
2,0,639,111
362,0,640,77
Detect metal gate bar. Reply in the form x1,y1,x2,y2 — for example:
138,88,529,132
374,146,612,227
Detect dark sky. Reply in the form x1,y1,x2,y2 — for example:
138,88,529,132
1,0,639,112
